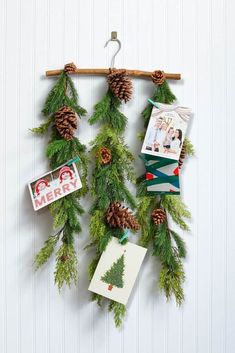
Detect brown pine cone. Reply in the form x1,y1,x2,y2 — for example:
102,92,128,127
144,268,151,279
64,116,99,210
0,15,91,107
60,255,69,262
107,69,133,103
55,105,77,140
106,202,140,231
151,70,166,85
151,208,166,225
179,144,186,169
97,147,112,165
64,62,77,74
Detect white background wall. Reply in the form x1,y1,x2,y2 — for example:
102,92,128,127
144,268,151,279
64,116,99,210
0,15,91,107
0,0,234,352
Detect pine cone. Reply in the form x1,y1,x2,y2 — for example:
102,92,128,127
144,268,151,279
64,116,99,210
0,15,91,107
60,255,69,262
179,144,186,169
107,69,133,103
151,208,166,225
151,70,166,85
55,106,77,140
106,202,140,231
64,62,77,74
97,147,112,165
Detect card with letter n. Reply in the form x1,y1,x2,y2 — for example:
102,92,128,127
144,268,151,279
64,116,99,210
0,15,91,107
88,238,147,305
141,154,180,195
28,158,82,211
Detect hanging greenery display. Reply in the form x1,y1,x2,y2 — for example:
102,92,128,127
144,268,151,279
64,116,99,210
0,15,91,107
28,28,195,328
31,63,88,290
137,71,194,304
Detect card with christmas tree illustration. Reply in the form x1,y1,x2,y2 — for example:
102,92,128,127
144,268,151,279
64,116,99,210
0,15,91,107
88,237,147,305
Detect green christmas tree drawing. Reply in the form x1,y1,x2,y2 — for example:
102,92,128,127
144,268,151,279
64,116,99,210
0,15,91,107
101,253,125,291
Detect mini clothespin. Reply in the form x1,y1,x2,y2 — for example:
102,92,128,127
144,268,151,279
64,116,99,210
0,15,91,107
119,229,129,244
148,98,161,109
66,156,80,166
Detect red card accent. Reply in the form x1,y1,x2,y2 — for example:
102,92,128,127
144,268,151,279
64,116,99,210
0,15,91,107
146,173,154,180
173,167,179,176
169,189,175,192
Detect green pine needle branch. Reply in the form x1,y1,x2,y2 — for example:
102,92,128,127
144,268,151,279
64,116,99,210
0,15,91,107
137,81,193,305
32,70,88,290
87,89,137,327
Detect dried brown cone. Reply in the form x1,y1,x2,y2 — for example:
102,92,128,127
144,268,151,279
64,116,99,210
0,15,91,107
97,147,112,165
64,62,77,74
151,208,166,225
106,202,140,231
151,70,166,85
55,105,77,140
179,144,186,169
107,69,133,103
60,255,69,262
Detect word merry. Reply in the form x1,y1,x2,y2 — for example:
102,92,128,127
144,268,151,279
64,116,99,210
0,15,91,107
35,179,78,209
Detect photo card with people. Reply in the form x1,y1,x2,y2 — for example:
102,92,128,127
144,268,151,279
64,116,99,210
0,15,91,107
28,159,82,211
88,237,147,305
141,101,191,161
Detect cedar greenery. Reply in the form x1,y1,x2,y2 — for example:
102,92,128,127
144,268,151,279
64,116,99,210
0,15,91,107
32,69,88,290
88,89,136,327
137,81,194,304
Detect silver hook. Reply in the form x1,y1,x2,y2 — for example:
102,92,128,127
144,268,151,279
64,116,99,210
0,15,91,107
104,31,121,69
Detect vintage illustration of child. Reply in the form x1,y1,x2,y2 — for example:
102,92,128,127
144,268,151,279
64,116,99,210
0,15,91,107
34,179,50,198
59,165,74,183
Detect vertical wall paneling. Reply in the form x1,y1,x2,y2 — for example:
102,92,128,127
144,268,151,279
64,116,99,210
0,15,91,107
0,0,234,352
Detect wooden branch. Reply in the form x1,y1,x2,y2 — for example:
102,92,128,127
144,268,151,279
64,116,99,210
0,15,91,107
45,68,181,80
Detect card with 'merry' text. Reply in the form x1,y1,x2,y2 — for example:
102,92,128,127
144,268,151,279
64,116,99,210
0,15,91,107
28,159,82,211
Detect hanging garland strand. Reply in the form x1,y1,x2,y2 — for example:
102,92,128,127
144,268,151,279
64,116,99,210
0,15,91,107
31,63,88,290
87,69,139,327
137,70,194,304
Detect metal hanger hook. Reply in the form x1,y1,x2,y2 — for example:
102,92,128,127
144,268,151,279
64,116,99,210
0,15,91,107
104,31,121,69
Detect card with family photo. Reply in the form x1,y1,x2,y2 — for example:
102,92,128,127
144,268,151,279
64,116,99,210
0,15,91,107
141,101,191,161
28,159,82,211
88,237,147,305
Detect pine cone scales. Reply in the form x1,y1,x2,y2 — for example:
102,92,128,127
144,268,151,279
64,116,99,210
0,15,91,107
55,106,77,140
151,70,166,85
64,62,77,74
106,202,140,231
107,69,133,103
98,147,112,165
179,144,186,169
152,208,166,225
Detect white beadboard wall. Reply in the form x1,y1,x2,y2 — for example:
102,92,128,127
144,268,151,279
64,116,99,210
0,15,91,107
0,0,234,352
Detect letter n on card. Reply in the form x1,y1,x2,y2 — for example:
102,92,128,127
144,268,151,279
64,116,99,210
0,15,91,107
28,159,82,211
141,154,180,195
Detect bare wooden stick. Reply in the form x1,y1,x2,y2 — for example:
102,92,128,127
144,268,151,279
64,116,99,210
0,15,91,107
45,68,181,80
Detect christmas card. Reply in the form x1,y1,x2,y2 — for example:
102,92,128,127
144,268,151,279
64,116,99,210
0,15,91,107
28,159,82,211
142,154,180,195
88,237,147,305
141,101,191,161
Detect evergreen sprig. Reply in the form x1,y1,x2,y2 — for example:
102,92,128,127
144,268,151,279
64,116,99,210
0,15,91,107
137,81,193,305
31,70,88,289
108,301,126,328
161,195,191,231
88,89,136,327
89,89,127,133
142,81,176,127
